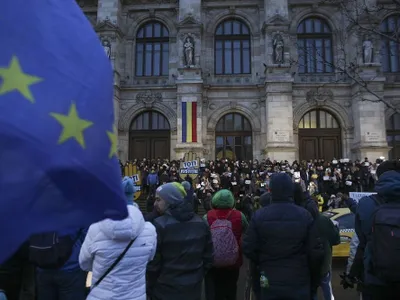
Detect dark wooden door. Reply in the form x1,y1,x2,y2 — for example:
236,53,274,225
131,137,149,159
299,129,341,161
300,137,318,161
152,137,169,159
129,131,170,160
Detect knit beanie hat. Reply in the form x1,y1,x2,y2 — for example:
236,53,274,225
156,182,187,206
211,189,235,209
122,176,135,205
181,181,191,193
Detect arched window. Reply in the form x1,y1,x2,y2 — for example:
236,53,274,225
215,19,251,75
380,15,400,73
299,109,339,129
131,111,170,131
297,17,333,73
386,113,400,159
135,22,169,77
215,113,252,160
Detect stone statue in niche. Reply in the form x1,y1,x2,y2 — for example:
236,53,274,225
273,34,284,64
102,39,111,59
183,35,195,67
363,36,373,64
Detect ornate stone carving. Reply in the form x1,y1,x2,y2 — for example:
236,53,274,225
118,101,177,131
230,101,237,109
102,39,111,59
120,103,128,110
344,126,354,135
273,33,284,64
363,35,373,64
183,34,195,67
209,103,216,110
306,88,333,106
136,90,162,108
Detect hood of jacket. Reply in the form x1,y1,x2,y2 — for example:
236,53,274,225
97,205,145,241
260,192,272,207
168,200,195,222
269,173,294,202
375,170,400,202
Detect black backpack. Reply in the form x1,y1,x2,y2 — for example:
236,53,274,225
370,195,400,283
29,230,82,269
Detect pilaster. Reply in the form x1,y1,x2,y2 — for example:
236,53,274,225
174,0,204,159
264,72,297,162
351,65,390,159
262,0,294,161
175,68,204,159
96,0,124,156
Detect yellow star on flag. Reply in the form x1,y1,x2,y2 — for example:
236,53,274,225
0,56,43,103
107,125,118,158
50,102,93,148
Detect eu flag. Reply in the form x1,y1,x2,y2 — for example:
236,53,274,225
0,0,128,263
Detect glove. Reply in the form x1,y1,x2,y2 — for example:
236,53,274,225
339,272,356,289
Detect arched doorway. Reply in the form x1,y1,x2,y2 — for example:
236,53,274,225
386,114,400,159
129,111,170,159
298,109,341,161
215,113,253,160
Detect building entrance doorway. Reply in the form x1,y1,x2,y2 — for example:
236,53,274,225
298,109,341,161
215,113,253,160
129,111,170,160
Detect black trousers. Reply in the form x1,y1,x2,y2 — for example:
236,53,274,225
204,267,240,300
367,284,400,300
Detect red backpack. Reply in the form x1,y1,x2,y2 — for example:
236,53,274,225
209,211,239,267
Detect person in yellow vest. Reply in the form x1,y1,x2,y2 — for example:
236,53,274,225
308,174,324,212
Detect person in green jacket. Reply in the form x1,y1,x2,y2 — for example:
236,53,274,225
312,213,341,300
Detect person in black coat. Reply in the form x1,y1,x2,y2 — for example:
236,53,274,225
147,182,213,300
243,173,324,300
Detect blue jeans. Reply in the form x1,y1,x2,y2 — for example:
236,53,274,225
313,271,334,300
36,269,87,300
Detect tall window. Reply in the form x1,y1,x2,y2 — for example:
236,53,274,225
135,22,169,77
215,113,252,160
386,114,400,159
215,19,251,75
297,17,333,73
381,15,400,73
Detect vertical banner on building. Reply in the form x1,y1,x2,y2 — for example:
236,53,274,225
182,101,197,143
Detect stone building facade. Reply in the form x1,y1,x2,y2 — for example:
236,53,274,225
79,0,400,162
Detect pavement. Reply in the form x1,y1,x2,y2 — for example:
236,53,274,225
87,258,359,300
229,258,359,300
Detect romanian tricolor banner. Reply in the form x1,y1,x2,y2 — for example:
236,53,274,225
182,101,197,143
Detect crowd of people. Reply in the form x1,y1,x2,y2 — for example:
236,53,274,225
1,157,399,300
124,157,382,216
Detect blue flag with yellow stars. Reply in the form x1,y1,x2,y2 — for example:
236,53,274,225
0,0,128,263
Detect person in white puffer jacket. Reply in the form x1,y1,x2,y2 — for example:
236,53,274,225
79,202,157,300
